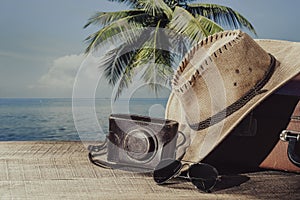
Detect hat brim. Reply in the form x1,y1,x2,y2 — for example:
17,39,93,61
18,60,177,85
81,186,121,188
165,39,300,163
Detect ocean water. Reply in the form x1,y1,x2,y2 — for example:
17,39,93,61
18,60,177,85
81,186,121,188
0,98,168,141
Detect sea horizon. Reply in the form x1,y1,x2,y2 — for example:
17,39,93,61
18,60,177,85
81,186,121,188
0,97,168,141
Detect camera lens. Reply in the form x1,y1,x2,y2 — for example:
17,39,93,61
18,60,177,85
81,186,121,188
124,129,157,162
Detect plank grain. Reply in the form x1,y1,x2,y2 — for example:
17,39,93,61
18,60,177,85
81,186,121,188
0,141,299,200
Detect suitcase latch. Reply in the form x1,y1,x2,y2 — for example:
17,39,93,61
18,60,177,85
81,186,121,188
280,130,300,142
280,130,300,168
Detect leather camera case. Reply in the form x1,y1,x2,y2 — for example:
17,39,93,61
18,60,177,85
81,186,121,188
107,114,179,169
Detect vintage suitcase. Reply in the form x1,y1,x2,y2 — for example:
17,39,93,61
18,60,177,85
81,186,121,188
260,78,300,172
202,75,300,174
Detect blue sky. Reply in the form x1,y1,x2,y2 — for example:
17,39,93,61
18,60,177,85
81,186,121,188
1,0,300,98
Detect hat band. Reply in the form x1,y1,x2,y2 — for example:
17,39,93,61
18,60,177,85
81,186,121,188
189,54,276,131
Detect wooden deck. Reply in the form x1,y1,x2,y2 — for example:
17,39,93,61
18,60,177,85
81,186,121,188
0,141,299,199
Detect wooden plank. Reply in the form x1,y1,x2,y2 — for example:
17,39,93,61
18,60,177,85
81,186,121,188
0,141,299,199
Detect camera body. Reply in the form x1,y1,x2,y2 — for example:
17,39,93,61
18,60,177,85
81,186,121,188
107,114,179,169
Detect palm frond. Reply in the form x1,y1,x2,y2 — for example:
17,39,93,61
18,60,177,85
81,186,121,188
135,0,173,20
84,10,145,28
169,6,210,45
163,27,191,64
85,13,147,53
141,50,173,95
101,44,136,85
139,49,173,95
141,49,173,80
143,63,173,94
107,0,139,7
110,44,146,100
113,70,132,100
186,3,257,35
196,15,224,35
134,21,173,66
134,21,174,93
100,29,151,85
85,0,257,100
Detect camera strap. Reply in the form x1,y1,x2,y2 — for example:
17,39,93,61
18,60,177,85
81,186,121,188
88,138,154,171
88,152,154,171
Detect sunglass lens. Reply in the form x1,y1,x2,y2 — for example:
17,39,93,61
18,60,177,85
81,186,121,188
188,163,218,192
153,159,182,184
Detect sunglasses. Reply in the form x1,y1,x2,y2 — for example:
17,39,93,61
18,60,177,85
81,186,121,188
153,159,219,192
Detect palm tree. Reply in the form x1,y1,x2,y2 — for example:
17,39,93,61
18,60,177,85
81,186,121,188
84,0,256,99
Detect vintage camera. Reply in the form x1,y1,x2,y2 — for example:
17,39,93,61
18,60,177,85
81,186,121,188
107,114,179,169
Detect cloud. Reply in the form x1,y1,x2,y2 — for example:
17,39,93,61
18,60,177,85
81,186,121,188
29,52,171,98
33,54,84,90
29,53,113,98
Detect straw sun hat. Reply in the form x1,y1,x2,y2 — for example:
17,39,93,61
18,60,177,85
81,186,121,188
166,30,300,164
